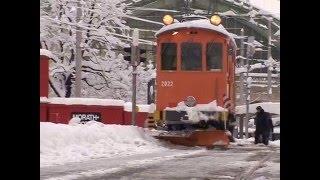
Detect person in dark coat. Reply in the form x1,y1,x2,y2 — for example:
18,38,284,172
227,110,236,142
254,106,274,145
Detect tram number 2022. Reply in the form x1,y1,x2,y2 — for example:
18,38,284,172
161,81,173,87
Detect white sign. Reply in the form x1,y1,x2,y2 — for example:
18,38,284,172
71,112,101,122
161,81,173,87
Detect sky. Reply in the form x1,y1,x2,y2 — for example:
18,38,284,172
249,0,280,18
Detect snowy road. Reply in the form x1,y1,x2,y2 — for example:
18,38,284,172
40,144,279,180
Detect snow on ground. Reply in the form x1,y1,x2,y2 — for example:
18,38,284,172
269,140,280,147
40,122,167,167
232,137,255,146
236,102,280,115
40,101,280,169
44,149,207,180
231,137,280,147
253,176,268,180
41,122,279,179
248,126,279,134
255,161,280,179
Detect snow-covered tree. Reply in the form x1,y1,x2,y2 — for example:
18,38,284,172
40,0,155,103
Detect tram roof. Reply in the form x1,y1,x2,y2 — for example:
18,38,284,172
155,19,236,47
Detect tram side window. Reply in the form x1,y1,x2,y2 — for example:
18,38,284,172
181,43,202,71
161,43,177,70
207,43,223,70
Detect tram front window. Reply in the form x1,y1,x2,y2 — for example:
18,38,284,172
207,43,222,71
161,43,177,70
181,43,202,71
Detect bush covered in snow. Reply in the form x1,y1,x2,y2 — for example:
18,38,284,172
40,0,155,103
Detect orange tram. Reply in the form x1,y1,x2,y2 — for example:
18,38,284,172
150,14,237,147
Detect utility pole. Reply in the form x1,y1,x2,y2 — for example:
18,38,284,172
239,28,245,105
75,0,82,97
267,17,272,101
245,36,255,139
239,28,245,139
131,28,139,126
184,0,192,16
245,61,250,139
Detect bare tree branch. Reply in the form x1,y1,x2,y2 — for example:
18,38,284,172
49,79,62,97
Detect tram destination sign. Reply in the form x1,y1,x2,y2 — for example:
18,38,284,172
71,112,102,122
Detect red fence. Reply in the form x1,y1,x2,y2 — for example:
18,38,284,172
40,50,149,127
40,99,150,127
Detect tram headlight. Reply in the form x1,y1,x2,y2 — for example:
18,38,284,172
184,96,197,107
210,15,221,26
163,15,174,25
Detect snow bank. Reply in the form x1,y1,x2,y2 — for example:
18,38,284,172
40,49,53,59
236,102,280,115
40,97,48,103
233,137,255,145
68,117,81,125
40,122,166,167
269,140,280,147
124,102,155,113
232,138,280,147
48,97,124,106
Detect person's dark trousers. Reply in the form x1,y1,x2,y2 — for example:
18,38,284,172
228,127,235,142
262,131,270,145
254,130,262,144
